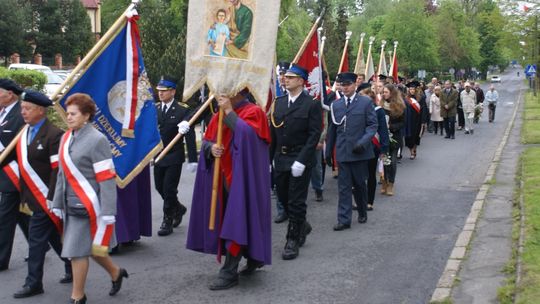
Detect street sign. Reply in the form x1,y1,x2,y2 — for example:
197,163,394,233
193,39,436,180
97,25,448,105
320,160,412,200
525,64,537,77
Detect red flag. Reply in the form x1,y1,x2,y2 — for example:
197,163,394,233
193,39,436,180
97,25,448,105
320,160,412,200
340,50,349,73
296,31,325,100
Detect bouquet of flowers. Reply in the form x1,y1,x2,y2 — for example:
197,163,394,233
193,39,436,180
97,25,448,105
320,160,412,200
474,103,483,123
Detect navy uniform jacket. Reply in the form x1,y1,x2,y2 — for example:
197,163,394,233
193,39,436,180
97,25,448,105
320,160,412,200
155,100,197,167
270,91,322,171
326,94,378,162
0,102,24,192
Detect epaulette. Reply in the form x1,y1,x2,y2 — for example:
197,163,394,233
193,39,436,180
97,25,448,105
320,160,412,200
178,102,190,109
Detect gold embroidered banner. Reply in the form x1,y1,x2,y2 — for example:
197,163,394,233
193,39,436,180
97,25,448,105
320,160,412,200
183,0,281,107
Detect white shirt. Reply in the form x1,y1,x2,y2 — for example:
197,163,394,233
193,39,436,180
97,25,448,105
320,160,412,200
161,99,174,113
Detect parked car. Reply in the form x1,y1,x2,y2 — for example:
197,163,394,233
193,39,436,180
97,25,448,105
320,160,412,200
490,75,501,83
53,70,70,81
43,71,64,97
8,63,52,73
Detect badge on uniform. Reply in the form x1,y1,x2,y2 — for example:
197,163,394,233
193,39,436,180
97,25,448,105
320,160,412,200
37,143,44,150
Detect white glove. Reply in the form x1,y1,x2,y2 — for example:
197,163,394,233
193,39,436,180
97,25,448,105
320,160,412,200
177,121,190,135
101,215,116,225
291,161,306,177
187,162,198,173
51,208,63,220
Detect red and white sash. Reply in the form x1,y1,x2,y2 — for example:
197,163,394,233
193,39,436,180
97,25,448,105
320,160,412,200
406,97,421,114
17,127,62,233
3,161,20,191
59,131,115,256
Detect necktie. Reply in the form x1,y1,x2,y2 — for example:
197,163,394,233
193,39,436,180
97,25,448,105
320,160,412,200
0,108,6,124
161,104,167,119
28,127,35,143
346,97,351,108
288,99,292,108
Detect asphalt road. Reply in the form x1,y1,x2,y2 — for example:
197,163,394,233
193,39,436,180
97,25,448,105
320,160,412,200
0,69,525,304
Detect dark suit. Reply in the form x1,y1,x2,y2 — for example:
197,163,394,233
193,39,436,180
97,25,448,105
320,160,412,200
270,91,322,223
0,101,29,270
326,94,378,225
17,119,70,289
440,88,458,137
154,100,197,217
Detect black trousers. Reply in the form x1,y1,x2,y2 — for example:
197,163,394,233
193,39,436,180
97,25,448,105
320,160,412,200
366,157,378,205
433,121,444,134
0,192,30,269
489,104,496,122
26,211,71,289
274,167,312,223
154,164,183,216
457,108,465,128
444,117,456,137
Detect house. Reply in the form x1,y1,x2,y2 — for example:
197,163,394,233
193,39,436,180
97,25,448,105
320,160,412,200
81,0,101,40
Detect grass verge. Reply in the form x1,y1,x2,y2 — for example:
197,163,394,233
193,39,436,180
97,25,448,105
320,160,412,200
514,147,540,303
522,93,540,144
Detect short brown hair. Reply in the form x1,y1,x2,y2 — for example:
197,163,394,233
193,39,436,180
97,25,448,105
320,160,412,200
65,93,97,121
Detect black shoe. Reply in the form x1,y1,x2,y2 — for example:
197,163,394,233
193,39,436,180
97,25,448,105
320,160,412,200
158,217,173,236
299,221,312,247
69,294,87,304
208,276,239,290
464,131,470,134
239,260,264,276
470,129,474,134
444,135,450,138
358,215,367,223
282,238,300,260
0,265,7,271
59,273,73,284
315,190,323,202
13,286,44,298
273,213,288,224
109,268,128,296
451,135,455,139
172,204,187,228
333,223,351,231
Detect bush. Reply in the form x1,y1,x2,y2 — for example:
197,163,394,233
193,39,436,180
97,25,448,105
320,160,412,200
0,67,47,91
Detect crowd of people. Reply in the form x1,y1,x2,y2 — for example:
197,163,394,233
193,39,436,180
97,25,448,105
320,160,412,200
0,62,500,302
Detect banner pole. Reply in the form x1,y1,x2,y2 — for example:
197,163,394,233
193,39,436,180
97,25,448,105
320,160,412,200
154,94,215,164
292,10,325,64
209,108,224,230
0,125,28,165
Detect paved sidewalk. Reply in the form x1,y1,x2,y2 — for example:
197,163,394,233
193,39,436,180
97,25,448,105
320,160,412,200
450,92,524,302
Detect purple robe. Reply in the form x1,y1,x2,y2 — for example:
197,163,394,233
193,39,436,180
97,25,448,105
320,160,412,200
115,166,152,243
186,117,272,265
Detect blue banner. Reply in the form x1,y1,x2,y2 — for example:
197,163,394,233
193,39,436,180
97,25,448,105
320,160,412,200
59,22,162,188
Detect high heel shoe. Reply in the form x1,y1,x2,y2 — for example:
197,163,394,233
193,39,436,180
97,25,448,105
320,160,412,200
109,268,128,296
69,294,87,304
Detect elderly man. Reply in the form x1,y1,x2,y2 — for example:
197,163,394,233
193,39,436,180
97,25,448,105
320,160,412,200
154,76,198,236
485,85,499,122
11,90,72,298
440,80,458,139
460,82,477,134
0,79,29,272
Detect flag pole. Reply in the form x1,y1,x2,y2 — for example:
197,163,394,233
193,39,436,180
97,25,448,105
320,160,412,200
209,108,224,231
154,94,215,164
292,10,325,64
50,2,138,120
354,33,366,74
337,31,353,74
0,125,28,165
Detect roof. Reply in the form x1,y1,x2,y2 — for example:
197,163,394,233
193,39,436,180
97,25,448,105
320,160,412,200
81,0,99,9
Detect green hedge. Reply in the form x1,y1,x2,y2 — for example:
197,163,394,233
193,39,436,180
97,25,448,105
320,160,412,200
0,67,47,91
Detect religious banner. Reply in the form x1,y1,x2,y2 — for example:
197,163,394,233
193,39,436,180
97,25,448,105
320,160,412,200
183,0,281,107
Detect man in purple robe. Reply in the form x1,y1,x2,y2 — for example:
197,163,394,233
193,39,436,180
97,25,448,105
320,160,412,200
186,90,272,290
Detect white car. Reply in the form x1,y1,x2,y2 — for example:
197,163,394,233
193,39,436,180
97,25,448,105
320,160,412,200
490,75,501,83
43,71,64,98
8,63,52,73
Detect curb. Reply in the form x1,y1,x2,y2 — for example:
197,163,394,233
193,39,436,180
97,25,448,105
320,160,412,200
430,90,523,302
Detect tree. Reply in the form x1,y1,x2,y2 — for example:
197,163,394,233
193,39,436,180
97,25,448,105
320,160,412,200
477,0,506,77
62,0,93,63
0,0,31,65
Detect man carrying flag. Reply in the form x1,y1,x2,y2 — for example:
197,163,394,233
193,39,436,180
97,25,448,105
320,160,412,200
187,89,272,290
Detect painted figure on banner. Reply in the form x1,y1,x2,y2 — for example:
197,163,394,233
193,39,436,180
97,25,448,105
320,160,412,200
207,9,230,56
